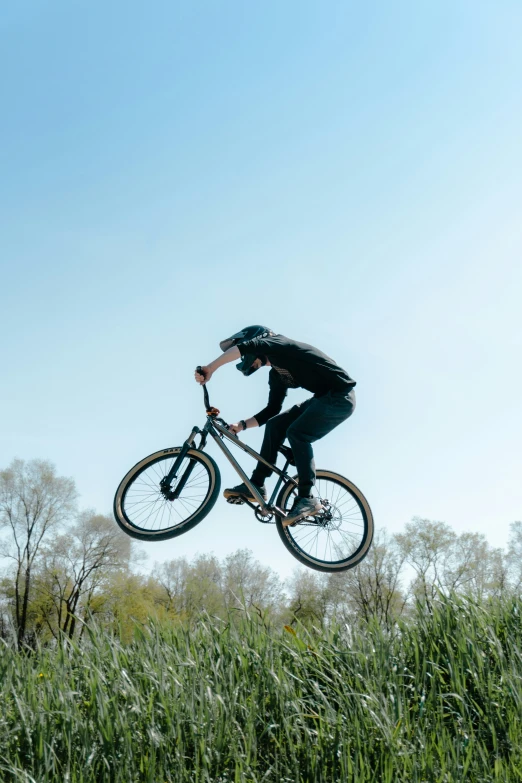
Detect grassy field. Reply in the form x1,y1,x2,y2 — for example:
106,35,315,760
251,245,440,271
1,596,522,782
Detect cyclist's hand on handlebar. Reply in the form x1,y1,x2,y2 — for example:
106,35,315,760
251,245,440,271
228,422,243,435
195,365,213,384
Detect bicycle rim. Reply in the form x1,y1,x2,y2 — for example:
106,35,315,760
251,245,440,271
115,449,216,538
276,471,373,572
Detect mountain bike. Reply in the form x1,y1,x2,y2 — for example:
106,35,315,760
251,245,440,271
113,371,374,573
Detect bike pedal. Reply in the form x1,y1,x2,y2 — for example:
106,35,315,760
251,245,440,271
226,496,245,505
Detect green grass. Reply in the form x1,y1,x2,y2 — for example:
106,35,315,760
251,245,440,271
1,595,522,782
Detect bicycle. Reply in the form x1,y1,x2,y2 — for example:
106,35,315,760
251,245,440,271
113,370,374,573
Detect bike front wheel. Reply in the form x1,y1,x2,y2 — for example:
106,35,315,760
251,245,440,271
114,447,220,542
275,470,374,573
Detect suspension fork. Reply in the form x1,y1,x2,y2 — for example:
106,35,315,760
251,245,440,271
160,426,203,499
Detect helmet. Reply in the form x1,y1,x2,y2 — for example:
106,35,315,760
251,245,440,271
219,325,274,376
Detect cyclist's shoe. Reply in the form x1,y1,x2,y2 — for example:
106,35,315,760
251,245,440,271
283,496,324,527
223,481,267,503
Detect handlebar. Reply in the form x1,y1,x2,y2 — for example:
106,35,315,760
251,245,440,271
196,366,221,417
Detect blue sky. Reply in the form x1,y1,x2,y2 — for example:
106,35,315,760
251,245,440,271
1,1,521,577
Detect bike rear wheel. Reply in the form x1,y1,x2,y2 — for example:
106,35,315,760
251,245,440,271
275,470,373,573
114,447,220,541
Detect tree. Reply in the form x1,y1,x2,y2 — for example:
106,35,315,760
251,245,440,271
36,512,131,640
95,570,165,642
327,529,407,628
0,459,77,647
484,546,510,599
285,568,329,627
222,549,283,617
152,557,191,618
153,553,224,620
395,517,456,604
443,531,497,599
395,517,501,604
505,521,522,593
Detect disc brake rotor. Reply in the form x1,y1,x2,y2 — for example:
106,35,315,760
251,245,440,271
319,500,344,531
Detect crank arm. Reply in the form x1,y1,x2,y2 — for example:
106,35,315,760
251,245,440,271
242,498,270,514
226,496,276,516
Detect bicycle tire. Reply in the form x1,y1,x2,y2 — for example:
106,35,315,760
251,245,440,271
113,447,220,542
275,470,374,573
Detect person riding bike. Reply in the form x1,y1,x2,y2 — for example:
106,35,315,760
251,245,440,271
194,326,356,526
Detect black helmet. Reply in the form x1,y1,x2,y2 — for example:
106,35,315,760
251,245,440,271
220,325,274,376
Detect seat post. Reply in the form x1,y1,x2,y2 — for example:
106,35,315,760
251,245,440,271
268,460,290,506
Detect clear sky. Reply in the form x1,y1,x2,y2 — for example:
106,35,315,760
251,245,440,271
1,1,521,578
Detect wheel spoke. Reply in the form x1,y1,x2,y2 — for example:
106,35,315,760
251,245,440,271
281,474,370,568
120,453,212,533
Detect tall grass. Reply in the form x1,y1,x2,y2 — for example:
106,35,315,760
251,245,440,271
1,595,522,782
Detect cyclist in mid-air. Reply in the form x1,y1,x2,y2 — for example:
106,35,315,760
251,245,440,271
195,326,356,526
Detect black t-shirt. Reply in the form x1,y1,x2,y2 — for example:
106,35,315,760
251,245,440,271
238,334,356,426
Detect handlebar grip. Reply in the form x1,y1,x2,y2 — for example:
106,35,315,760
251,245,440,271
196,366,211,411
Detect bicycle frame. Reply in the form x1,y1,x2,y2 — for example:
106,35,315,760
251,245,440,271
208,418,297,511
160,386,297,516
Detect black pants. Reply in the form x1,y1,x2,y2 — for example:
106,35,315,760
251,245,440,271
251,389,356,497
